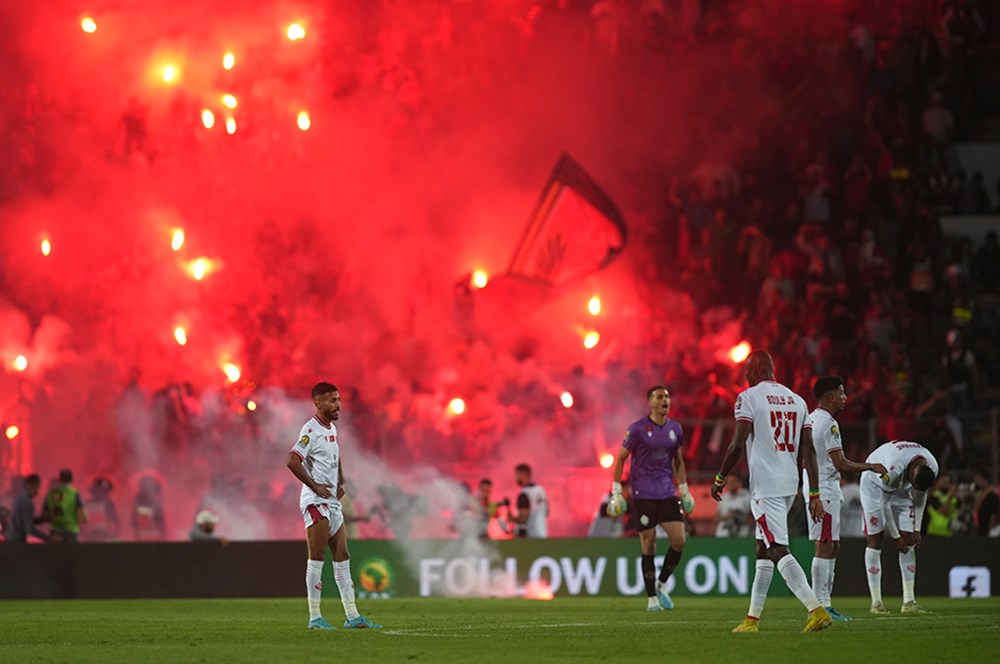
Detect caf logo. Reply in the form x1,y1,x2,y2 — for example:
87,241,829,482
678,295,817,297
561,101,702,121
358,557,393,596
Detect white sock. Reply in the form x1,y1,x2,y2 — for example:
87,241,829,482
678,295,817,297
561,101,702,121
865,547,883,604
306,559,324,620
899,549,916,604
827,557,837,605
747,559,774,619
333,559,360,621
777,554,820,612
811,557,832,607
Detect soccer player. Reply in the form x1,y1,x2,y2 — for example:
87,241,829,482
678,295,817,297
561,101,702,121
286,382,382,630
859,440,938,615
609,386,694,611
711,350,832,633
802,376,887,621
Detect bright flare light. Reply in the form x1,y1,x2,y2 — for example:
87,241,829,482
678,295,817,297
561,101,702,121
223,52,235,70
171,229,185,251
225,117,237,135
587,295,602,316
40,239,51,256
246,400,257,412
13,355,28,372
600,453,615,469
223,363,241,383
190,258,209,280
729,341,752,364
583,331,600,349
201,109,215,129
471,270,488,289
5,426,19,440
173,326,187,346
287,23,306,41
447,398,466,416
222,94,238,109
297,110,311,131
162,65,178,83
560,391,574,408
523,580,554,600
81,17,97,33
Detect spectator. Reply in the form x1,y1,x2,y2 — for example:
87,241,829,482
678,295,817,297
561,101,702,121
925,472,958,536
83,477,119,541
132,475,167,541
5,474,49,543
44,469,86,544
921,91,954,145
189,510,227,543
972,471,999,536
714,473,752,537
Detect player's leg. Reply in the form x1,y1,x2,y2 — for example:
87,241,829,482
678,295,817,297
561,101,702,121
634,500,661,611
732,540,771,633
304,505,335,629
807,499,831,608
819,497,850,620
859,476,889,614
762,496,829,632
895,500,927,614
328,505,382,628
653,498,685,609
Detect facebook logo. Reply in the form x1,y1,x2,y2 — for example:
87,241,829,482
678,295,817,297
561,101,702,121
948,567,991,598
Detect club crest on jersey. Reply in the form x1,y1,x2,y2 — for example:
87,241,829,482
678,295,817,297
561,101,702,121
328,435,336,443
298,435,309,448
669,430,677,441
644,426,653,437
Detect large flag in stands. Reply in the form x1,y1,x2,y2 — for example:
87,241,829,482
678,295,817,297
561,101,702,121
506,154,627,287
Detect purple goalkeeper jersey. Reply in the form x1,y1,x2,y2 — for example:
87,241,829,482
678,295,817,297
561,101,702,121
623,417,684,500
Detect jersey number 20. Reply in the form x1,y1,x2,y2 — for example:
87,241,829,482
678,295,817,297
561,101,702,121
770,411,797,452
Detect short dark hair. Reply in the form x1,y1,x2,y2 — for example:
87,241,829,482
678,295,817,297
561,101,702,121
515,463,531,475
312,382,338,399
914,464,936,491
646,385,666,400
24,474,40,488
813,375,844,401
59,469,73,483
479,478,492,487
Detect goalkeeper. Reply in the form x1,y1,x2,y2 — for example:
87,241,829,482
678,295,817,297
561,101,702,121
609,386,694,611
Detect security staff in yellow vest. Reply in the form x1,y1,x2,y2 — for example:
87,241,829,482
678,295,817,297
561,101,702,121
925,472,957,537
44,469,87,543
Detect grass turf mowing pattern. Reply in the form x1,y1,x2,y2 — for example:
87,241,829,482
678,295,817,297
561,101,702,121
1,597,997,663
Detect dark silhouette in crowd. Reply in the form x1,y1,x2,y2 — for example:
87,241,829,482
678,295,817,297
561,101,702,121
83,477,120,541
132,475,167,540
5,474,49,543
189,509,227,544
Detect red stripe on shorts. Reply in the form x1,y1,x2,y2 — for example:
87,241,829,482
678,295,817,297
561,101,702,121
820,511,833,543
307,505,325,523
757,513,776,545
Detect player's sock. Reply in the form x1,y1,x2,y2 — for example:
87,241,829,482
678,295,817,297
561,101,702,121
306,559,324,621
658,547,683,584
811,557,832,607
865,548,883,604
899,549,916,604
747,559,774,619
776,554,821,612
641,554,656,597
828,557,838,605
333,559,360,621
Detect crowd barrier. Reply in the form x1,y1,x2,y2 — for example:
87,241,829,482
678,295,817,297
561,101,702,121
1,537,996,600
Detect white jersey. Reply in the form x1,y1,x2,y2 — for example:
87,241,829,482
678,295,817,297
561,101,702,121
290,417,341,512
516,483,548,538
735,380,811,500
801,408,843,501
864,441,939,495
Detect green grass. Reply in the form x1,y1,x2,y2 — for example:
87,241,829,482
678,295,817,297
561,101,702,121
1,597,997,663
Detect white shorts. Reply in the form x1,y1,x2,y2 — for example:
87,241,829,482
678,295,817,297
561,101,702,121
302,502,344,538
806,497,842,542
751,495,794,547
859,475,914,535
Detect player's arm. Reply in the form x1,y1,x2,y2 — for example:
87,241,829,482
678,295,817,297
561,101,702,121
286,452,332,498
608,445,631,516
673,445,695,514
829,450,887,478
799,427,825,523
910,488,929,546
712,419,751,501
337,461,346,500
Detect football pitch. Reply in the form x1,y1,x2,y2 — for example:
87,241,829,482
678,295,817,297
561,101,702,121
1,596,997,663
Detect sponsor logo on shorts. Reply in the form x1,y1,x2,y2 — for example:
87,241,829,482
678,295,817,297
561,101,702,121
870,516,879,526
639,515,650,527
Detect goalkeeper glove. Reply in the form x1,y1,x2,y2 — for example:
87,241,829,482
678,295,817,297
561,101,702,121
607,482,626,517
679,483,695,514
